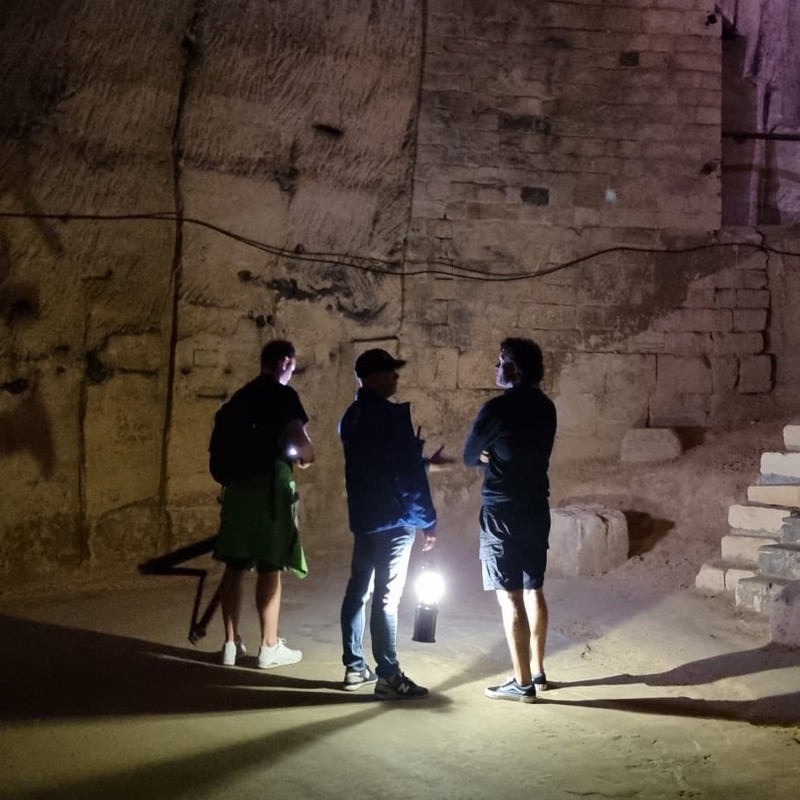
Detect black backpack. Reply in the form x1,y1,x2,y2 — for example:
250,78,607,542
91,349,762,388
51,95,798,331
208,392,275,486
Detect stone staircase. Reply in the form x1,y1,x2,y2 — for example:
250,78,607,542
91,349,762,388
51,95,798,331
696,423,800,615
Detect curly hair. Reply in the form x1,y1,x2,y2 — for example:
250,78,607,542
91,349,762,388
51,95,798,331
500,337,544,384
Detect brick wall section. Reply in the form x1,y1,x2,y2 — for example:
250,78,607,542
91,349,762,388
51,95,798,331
403,0,773,460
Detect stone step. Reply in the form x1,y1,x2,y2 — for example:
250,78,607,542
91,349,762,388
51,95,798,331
758,543,800,580
759,472,800,486
695,559,758,593
735,574,794,615
781,516,800,543
784,424,800,451
727,503,789,533
720,532,780,563
746,484,800,509
761,452,800,481
771,581,800,647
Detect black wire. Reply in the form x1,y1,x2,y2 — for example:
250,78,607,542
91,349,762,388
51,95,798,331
2,210,798,283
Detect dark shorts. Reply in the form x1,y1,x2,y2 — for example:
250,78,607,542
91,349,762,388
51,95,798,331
221,558,281,574
479,503,550,591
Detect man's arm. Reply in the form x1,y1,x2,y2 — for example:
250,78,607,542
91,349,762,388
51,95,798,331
285,418,315,468
463,403,500,466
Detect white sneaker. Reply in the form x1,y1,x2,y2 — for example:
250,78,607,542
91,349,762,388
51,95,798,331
257,639,303,669
221,638,246,666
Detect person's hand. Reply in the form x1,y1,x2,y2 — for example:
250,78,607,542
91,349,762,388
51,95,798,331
422,523,437,552
427,445,455,472
479,450,490,464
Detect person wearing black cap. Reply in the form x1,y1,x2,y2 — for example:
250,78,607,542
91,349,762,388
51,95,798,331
338,348,438,699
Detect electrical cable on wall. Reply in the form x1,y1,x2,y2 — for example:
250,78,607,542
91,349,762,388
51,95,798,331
0,210,797,283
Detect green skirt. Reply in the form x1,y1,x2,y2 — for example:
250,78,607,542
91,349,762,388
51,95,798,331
214,460,308,578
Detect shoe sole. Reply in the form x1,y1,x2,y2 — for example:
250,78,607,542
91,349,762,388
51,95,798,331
484,689,536,703
258,655,303,669
374,691,429,700
343,680,378,692
221,648,245,667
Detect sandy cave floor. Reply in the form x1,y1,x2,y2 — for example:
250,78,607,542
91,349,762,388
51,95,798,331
2,420,800,799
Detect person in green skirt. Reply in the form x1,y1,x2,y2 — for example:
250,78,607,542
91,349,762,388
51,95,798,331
212,340,314,668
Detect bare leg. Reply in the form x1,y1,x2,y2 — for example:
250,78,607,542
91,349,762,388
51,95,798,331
523,588,548,676
256,570,282,647
496,589,532,686
220,567,245,643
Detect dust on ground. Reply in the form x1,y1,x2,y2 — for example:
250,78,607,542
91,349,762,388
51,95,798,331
1,418,799,799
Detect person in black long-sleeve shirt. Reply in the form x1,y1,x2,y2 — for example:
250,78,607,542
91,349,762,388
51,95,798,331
464,337,557,703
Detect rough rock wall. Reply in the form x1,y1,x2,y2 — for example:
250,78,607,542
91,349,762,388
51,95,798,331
1,0,799,585
0,0,188,577
0,0,423,578
167,0,423,551
402,0,793,471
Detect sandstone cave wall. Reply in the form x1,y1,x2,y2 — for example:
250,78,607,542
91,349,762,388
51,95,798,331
1,0,798,585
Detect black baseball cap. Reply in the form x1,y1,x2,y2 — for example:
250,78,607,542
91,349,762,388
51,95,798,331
354,348,406,379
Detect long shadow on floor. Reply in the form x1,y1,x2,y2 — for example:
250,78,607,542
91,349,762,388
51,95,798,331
555,644,800,688
544,644,800,725
0,613,454,719
542,690,800,726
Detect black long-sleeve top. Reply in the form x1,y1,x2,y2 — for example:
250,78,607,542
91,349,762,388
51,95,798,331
463,383,557,507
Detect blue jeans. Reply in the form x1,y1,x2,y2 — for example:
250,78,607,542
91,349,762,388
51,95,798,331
340,526,416,679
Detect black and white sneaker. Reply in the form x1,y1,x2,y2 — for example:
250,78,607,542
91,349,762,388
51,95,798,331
374,671,429,700
532,672,549,691
484,677,536,703
343,666,378,692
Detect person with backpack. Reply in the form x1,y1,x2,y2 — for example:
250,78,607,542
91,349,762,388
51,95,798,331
210,339,314,668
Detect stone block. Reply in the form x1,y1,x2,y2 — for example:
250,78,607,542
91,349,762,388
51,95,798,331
758,544,800,580
549,505,628,577
554,393,598,435
760,472,800,486
710,356,738,392
738,355,772,393
192,349,219,368
652,309,732,333
736,575,793,615
784,424,800,451
735,289,770,308
695,561,726,592
714,289,736,308
456,349,496,390
695,559,756,593
421,347,459,390
747,484,800,509
720,532,779,563
648,392,709,427
726,564,758,591
712,332,763,355
620,427,682,463
662,332,713,354
733,309,767,332
84,374,163,520
517,303,575,330
727,504,789,533
656,355,712,394
104,333,162,372
742,268,768,289
770,581,800,646
761,452,800,480
782,517,800,543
